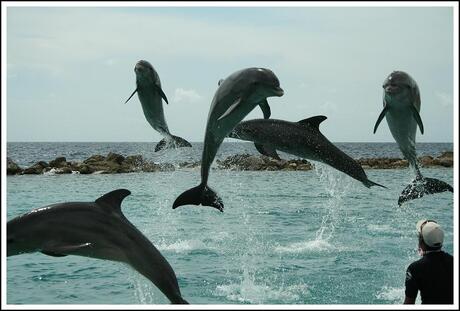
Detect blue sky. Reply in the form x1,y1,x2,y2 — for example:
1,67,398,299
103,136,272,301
4,4,456,142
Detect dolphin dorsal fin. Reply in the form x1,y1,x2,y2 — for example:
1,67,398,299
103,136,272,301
298,115,327,129
95,189,131,213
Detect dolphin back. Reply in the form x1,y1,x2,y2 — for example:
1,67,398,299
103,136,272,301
172,184,224,212
155,135,192,152
398,176,453,205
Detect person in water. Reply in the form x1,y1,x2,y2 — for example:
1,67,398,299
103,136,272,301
404,219,453,304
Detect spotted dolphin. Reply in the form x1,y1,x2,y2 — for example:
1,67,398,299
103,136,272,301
373,71,453,205
7,189,188,304
229,116,386,188
173,67,284,212
125,60,192,152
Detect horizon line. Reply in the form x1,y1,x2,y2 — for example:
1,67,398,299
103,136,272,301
6,141,454,144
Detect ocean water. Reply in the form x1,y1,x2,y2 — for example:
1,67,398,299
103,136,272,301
5,142,454,305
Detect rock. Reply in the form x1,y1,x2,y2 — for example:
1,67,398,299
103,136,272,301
435,151,453,167
7,158,23,175
124,155,144,167
83,154,106,164
106,152,125,165
178,161,200,169
142,162,161,172
77,164,95,174
438,151,453,159
419,155,434,167
159,163,175,172
23,161,49,174
49,157,67,168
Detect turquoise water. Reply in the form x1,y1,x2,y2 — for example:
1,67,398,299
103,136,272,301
6,143,454,305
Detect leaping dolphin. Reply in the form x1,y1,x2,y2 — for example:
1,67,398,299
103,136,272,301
173,67,284,212
125,60,192,152
373,71,453,205
7,189,188,304
229,116,386,188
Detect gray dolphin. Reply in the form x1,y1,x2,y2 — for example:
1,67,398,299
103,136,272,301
229,116,386,188
373,71,453,205
125,60,192,152
173,67,284,212
7,189,188,304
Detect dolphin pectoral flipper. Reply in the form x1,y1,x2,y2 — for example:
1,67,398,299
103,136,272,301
42,243,92,257
124,88,138,104
259,99,271,119
254,143,280,160
95,189,131,213
154,85,169,105
410,105,424,134
298,115,327,128
373,105,388,134
217,97,243,121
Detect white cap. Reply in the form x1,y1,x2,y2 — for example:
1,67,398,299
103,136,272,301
416,219,444,248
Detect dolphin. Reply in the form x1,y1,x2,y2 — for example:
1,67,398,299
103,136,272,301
373,71,453,205
7,189,188,304
125,60,192,152
229,116,386,188
173,67,284,212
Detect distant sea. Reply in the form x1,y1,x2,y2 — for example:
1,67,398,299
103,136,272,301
6,142,453,167
6,142,454,305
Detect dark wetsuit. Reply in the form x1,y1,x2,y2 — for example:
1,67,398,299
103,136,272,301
405,251,453,304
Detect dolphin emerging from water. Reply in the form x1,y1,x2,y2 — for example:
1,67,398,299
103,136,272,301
125,60,192,152
7,189,188,304
173,67,284,212
373,71,453,205
229,116,386,188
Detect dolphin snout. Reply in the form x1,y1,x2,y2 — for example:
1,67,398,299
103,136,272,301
273,86,284,97
384,85,399,94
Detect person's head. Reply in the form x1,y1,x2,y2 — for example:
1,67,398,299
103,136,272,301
416,219,444,253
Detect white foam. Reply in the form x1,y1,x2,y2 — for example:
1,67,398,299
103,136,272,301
367,224,393,232
215,278,309,304
43,168,62,175
375,286,406,303
157,239,207,253
274,238,334,254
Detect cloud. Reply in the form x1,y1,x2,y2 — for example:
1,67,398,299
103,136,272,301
173,88,202,104
435,92,452,107
320,101,338,113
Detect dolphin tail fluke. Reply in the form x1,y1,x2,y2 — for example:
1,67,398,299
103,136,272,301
154,135,192,152
173,184,224,212
363,179,387,189
398,177,453,206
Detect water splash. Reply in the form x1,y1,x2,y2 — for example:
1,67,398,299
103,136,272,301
375,286,407,303
313,163,356,242
157,239,208,253
274,239,334,254
214,268,309,304
128,265,167,304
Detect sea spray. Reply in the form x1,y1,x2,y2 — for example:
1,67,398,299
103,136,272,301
313,162,357,242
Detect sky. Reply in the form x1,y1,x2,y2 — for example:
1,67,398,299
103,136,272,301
3,3,457,142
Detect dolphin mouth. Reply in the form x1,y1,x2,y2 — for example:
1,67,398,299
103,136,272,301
272,86,284,97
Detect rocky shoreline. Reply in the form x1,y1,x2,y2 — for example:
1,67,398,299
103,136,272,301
6,151,453,175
